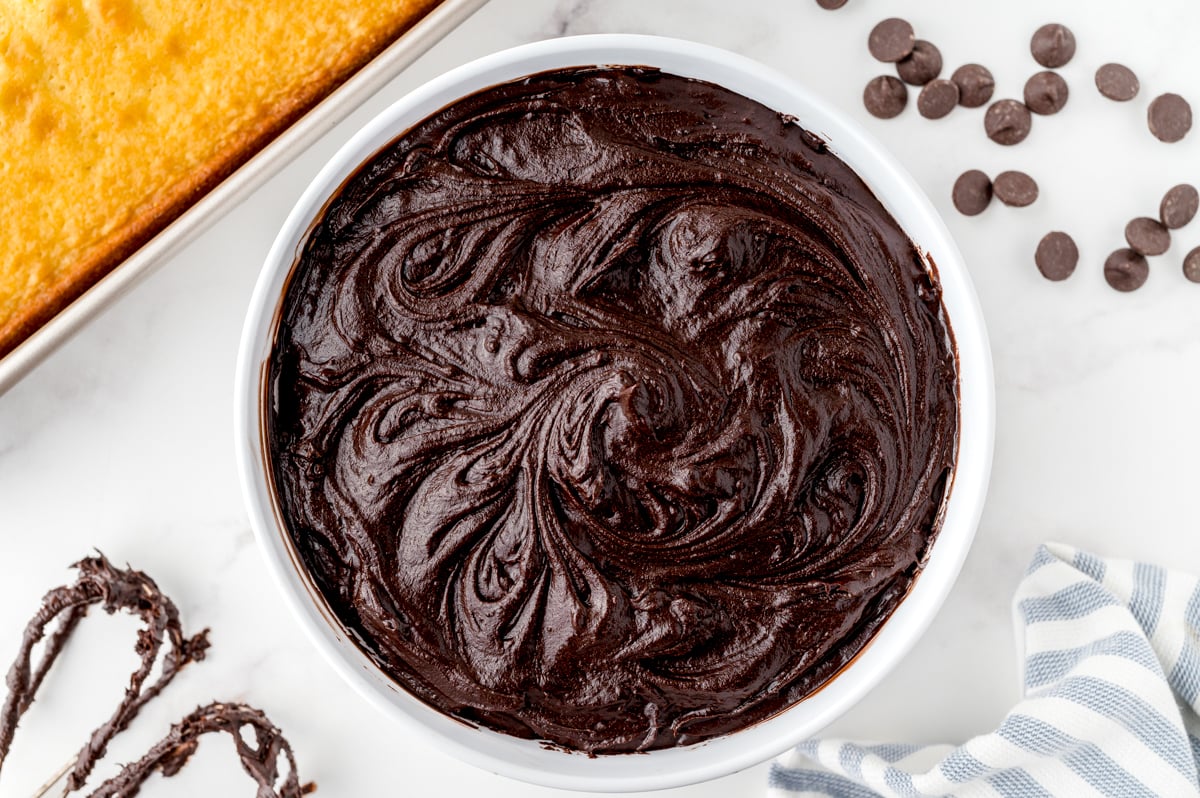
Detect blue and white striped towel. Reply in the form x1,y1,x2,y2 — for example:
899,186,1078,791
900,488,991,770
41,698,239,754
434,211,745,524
769,544,1200,797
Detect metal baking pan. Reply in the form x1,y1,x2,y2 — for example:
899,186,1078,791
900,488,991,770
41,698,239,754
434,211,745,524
0,0,489,396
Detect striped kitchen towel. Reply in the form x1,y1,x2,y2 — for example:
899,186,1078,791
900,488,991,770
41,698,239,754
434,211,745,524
769,544,1200,797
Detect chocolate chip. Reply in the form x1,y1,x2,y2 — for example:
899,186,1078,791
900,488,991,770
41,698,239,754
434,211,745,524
1035,232,1078,281
1184,247,1200,283
863,75,908,119
918,79,959,119
952,64,995,108
816,0,848,8
1161,185,1199,230
1148,94,1193,143
1095,63,1139,102
952,170,992,216
993,171,1039,207
1024,71,1069,115
1031,23,1076,68
1125,217,1171,256
869,18,916,63
1105,248,1149,291
897,40,943,85
985,100,1032,145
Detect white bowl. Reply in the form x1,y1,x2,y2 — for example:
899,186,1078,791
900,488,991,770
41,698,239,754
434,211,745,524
234,34,994,793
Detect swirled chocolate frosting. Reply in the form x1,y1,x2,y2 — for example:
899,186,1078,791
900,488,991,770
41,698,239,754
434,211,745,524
267,67,959,753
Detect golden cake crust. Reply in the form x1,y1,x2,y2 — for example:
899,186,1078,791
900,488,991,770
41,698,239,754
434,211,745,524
0,0,441,358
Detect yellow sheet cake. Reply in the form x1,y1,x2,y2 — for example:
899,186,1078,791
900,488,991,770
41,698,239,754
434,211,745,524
0,0,441,357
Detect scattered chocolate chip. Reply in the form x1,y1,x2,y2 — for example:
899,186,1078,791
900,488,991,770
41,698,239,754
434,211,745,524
863,75,908,119
952,170,993,216
897,40,943,85
1031,23,1076,68
1095,63,1139,102
993,171,1039,207
918,79,959,119
952,64,995,108
1184,247,1200,283
985,99,1033,145
1148,93,1193,143
816,0,848,8
1125,217,1171,256
1035,232,1078,281
1104,248,1150,292
1024,71,1069,115
869,18,916,63
1161,184,1200,230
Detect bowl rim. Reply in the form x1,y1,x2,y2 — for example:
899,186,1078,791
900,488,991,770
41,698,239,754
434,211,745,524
234,33,995,792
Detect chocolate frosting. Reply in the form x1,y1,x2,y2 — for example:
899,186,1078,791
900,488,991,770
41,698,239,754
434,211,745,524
268,67,959,753
0,555,310,796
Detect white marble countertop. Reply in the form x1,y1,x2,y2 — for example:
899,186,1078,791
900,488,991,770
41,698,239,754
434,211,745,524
2,0,1199,795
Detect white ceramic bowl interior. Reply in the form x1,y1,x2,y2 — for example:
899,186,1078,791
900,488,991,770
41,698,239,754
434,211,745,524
235,34,995,793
